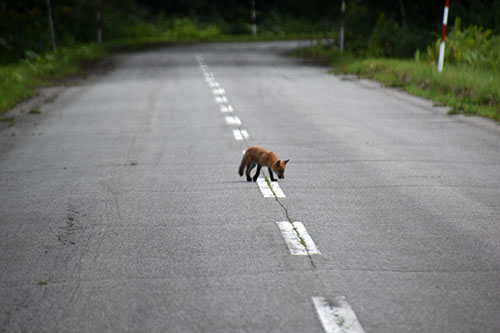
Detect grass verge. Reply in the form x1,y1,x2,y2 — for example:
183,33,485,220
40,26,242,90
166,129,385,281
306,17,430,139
291,45,500,122
0,44,108,115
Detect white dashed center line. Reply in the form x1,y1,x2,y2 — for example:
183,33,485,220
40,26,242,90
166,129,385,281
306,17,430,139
225,116,241,125
213,88,225,95
220,104,234,113
232,129,249,141
312,296,366,333
197,54,364,332
276,221,320,255
215,96,228,103
256,178,285,198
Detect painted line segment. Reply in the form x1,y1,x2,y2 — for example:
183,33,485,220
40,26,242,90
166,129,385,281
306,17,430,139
257,178,285,198
215,96,228,103
312,296,366,333
213,88,225,95
220,105,234,113
225,116,241,125
276,221,319,255
232,129,249,141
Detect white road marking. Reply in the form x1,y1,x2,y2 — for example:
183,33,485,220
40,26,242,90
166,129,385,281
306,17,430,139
232,129,249,141
213,88,225,95
312,296,366,333
216,96,228,103
220,104,234,113
225,116,241,125
209,81,220,88
256,178,286,198
276,221,319,255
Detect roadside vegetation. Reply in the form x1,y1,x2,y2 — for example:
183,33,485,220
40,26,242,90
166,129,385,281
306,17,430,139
2,0,499,122
0,0,338,115
293,16,500,122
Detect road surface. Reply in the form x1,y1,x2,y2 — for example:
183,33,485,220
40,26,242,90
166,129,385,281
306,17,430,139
1,41,500,332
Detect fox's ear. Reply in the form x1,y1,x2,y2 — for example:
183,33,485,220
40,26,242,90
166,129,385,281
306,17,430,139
284,159,289,164
275,160,281,167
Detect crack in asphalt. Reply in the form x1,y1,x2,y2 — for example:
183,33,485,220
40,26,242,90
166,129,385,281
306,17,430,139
264,176,317,269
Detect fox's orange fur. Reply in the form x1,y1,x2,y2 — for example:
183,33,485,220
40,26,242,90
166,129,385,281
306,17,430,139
238,146,289,182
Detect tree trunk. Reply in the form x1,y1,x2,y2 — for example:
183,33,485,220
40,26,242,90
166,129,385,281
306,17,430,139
46,0,57,53
399,0,407,30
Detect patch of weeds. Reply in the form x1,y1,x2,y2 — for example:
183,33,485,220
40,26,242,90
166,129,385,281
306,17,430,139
336,314,345,327
29,106,41,114
44,94,58,103
0,116,15,127
37,280,49,285
130,161,138,166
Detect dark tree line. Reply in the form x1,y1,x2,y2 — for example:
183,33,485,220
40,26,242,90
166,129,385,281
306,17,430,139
1,0,499,63
136,0,500,33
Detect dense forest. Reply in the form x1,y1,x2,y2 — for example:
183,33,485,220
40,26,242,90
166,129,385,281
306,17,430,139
1,0,500,63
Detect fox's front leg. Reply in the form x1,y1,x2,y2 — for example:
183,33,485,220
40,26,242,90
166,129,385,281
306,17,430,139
252,165,262,182
267,167,277,181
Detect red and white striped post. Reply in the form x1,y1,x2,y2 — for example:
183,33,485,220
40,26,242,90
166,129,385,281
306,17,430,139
340,0,345,52
250,0,257,36
437,0,449,72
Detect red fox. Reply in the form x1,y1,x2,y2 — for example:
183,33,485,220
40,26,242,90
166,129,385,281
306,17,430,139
238,146,289,182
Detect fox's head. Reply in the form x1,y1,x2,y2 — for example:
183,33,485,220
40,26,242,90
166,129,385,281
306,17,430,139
273,159,289,179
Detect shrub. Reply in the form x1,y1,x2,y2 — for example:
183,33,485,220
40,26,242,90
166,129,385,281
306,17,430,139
426,17,500,71
367,14,432,58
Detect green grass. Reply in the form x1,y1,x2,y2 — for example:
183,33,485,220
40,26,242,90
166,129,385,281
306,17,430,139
29,106,41,114
0,44,107,115
0,116,15,127
292,45,500,122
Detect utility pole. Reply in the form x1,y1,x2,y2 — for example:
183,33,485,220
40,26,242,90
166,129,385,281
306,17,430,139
250,0,257,36
96,0,102,44
437,0,449,72
340,0,345,52
46,0,57,53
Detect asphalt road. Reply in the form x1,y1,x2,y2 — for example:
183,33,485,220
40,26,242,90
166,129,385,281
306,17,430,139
1,41,500,332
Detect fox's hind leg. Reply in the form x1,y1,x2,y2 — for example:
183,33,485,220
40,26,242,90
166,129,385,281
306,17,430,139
252,165,262,182
246,163,255,182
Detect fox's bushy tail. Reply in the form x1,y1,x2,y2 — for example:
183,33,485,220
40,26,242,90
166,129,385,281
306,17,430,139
238,152,248,176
